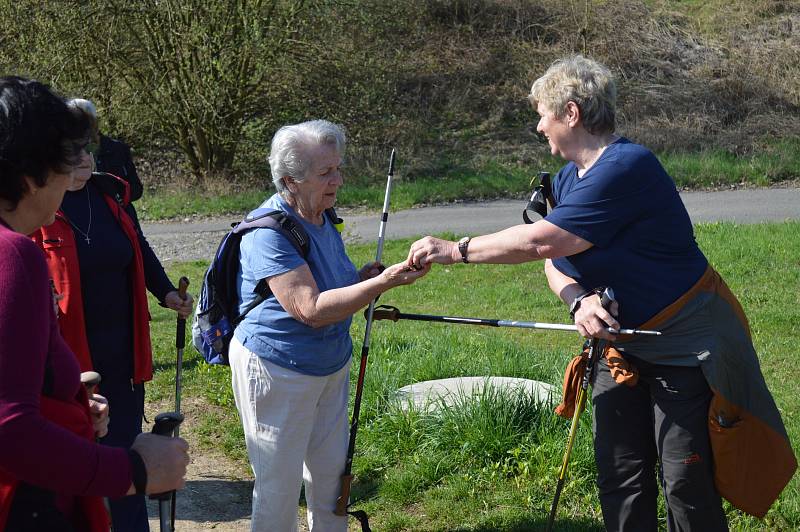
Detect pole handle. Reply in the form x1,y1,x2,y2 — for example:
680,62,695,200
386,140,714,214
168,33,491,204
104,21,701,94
177,276,189,299
176,277,189,349
369,305,400,322
80,371,101,396
599,287,614,310
149,412,184,502
334,474,353,516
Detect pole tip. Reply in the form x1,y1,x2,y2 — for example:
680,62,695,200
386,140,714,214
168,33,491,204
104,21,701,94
388,148,396,175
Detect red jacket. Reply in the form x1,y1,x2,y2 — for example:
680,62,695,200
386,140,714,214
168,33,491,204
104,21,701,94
31,174,154,383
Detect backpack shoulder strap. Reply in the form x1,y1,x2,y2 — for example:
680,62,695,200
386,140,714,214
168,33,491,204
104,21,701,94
325,207,344,233
227,208,311,324
234,208,310,258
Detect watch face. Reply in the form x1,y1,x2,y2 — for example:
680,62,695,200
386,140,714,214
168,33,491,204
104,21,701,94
458,237,470,262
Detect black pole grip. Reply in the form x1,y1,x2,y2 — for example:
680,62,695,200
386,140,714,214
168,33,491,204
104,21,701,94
175,277,189,350
600,287,614,310
152,411,183,437
369,305,400,321
149,412,184,502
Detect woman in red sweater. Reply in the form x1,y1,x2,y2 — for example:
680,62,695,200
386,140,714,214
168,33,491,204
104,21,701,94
0,76,189,531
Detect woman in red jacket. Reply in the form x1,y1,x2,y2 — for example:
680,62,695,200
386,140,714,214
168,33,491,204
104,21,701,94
30,100,194,532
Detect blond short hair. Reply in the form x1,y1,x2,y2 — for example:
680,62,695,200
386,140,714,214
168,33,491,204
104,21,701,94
529,55,616,135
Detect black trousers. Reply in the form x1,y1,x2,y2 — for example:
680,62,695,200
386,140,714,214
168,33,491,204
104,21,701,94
591,355,728,532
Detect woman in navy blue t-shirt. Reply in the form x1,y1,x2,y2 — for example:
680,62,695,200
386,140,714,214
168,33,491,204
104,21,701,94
408,56,794,529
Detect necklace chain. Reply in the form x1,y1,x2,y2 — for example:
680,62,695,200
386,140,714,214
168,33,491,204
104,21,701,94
67,186,92,245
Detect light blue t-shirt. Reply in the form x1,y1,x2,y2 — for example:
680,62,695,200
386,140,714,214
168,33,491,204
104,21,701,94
233,194,359,376
546,138,707,327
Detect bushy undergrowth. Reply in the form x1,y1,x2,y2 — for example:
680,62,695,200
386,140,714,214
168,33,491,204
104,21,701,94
3,0,798,191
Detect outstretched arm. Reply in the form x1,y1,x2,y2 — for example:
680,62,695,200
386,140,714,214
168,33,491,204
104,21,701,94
406,219,592,268
268,261,430,328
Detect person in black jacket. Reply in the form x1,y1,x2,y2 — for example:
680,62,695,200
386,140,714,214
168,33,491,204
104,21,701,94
69,99,144,201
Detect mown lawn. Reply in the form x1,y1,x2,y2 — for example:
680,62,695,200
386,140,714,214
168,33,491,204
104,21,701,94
148,221,800,531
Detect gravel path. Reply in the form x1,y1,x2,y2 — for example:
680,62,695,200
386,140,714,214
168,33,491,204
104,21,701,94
142,187,800,263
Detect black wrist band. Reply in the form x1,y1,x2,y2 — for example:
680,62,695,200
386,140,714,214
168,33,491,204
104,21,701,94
127,449,147,496
569,288,598,320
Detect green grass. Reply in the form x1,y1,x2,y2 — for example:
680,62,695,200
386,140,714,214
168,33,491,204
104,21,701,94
136,141,800,220
662,139,800,189
147,221,800,530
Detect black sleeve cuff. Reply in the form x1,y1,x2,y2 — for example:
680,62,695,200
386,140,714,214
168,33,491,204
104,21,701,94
127,448,148,495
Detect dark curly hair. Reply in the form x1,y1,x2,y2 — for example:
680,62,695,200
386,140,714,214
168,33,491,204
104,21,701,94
0,76,91,209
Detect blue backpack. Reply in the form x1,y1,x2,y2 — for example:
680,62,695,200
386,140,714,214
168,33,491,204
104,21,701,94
191,208,308,364
192,206,344,364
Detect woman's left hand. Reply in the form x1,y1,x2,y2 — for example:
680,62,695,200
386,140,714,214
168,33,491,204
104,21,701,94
89,394,110,438
358,261,386,281
164,290,194,319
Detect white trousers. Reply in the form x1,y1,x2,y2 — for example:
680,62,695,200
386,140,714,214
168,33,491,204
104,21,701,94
229,337,350,532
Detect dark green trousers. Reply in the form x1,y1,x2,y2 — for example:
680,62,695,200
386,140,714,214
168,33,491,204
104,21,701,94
591,354,728,531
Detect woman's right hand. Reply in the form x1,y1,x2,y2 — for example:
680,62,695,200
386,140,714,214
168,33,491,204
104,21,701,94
380,261,431,288
128,432,190,495
573,293,620,340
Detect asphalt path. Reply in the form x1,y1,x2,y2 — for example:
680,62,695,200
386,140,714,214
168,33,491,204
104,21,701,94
142,186,799,261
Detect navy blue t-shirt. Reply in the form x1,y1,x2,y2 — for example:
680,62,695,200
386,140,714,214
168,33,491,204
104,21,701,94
545,138,707,327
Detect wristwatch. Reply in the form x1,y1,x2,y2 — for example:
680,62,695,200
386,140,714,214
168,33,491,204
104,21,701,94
457,236,471,263
569,289,596,320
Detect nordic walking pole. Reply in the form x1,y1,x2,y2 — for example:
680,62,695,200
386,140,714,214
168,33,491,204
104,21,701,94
173,277,190,417
335,149,396,529
170,276,189,530
150,412,184,532
545,288,614,532
370,304,661,336
81,371,113,522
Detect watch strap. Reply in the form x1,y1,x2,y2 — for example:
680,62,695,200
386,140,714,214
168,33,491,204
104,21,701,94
458,237,471,263
569,288,597,320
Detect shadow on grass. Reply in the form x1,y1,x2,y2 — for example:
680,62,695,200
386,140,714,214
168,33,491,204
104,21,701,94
349,467,385,506
147,478,253,523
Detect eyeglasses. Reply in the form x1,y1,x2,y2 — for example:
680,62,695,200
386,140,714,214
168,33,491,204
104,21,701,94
85,142,99,155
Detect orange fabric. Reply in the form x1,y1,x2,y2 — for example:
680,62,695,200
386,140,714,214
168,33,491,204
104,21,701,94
0,387,109,531
555,346,638,419
708,391,797,518
555,351,587,419
606,347,638,386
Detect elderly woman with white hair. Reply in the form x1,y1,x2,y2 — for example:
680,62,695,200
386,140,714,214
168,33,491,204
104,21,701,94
407,55,794,530
230,119,429,531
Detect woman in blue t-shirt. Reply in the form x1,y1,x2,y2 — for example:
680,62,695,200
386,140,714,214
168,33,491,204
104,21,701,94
230,119,429,531
407,56,794,529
